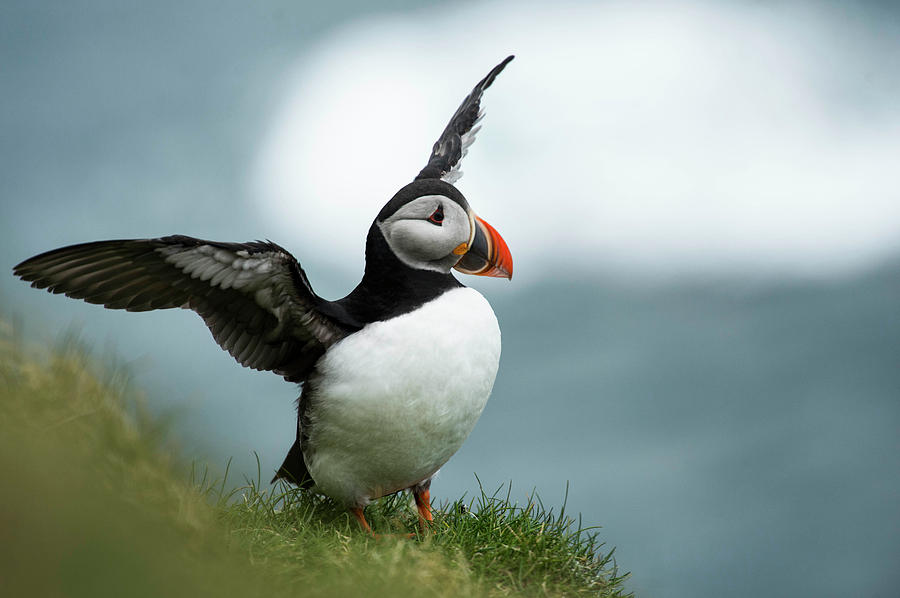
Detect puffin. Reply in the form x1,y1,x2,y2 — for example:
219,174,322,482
13,56,515,533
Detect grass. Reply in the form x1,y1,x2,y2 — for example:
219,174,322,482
0,320,630,597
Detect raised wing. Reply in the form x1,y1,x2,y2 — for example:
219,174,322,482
416,55,514,184
13,235,354,382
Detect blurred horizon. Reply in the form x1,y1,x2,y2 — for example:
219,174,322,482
2,2,899,597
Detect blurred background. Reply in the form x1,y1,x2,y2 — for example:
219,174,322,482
2,1,898,596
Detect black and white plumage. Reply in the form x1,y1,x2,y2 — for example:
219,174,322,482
14,56,515,531
417,55,514,184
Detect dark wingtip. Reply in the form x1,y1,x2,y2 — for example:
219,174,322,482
12,258,37,283
496,55,515,70
414,55,516,182
481,55,515,90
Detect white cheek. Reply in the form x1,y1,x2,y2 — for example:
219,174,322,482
391,221,456,260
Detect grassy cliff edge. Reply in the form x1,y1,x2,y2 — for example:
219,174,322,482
0,323,629,597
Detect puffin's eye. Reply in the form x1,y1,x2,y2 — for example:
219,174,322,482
428,205,444,226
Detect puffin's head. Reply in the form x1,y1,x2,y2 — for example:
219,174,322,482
375,179,512,279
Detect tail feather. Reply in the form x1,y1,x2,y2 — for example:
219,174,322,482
271,437,313,487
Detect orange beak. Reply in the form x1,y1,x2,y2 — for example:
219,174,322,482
453,214,513,280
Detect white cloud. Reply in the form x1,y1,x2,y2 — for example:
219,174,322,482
251,0,900,281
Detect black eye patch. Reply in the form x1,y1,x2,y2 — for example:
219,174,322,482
428,205,444,226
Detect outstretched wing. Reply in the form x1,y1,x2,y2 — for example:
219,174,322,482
14,235,354,382
415,55,514,184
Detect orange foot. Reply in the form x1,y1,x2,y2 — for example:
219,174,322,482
351,506,415,539
351,506,373,534
351,489,434,538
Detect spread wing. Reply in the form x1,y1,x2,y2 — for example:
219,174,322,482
13,235,354,382
415,55,514,184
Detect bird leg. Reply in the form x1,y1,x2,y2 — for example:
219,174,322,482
351,507,373,534
352,485,433,537
413,484,433,530
352,506,415,539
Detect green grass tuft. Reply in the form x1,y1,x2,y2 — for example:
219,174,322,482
0,320,630,597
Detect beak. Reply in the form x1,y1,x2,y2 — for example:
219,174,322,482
453,214,513,280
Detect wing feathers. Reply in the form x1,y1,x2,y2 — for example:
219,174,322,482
416,56,513,183
14,236,353,382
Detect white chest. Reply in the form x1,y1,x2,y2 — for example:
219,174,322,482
304,287,501,506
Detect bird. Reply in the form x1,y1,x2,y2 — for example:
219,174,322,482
13,55,515,533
